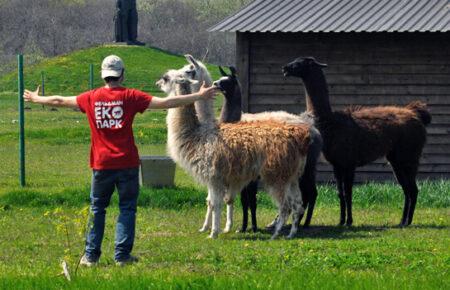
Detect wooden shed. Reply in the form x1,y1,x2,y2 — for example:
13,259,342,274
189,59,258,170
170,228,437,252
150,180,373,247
210,0,450,182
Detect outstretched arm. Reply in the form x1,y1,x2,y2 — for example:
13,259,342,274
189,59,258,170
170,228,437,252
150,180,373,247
23,87,78,108
148,82,218,109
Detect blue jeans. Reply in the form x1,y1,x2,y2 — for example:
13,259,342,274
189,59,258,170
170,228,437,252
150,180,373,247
85,167,139,262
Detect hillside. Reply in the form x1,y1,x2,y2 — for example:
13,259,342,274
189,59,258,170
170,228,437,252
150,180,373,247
0,45,221,96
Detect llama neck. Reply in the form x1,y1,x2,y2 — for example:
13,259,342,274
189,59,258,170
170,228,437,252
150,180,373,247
219,89,242,123
167,103,199,135
167,85,200,143
195,98,215,124
166,101,200,165
304,89,314,113
302,69,332,120
191,75,216,126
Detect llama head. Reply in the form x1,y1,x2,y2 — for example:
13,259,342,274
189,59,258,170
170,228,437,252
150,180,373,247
180,54,213,90
180,54,215,124
213,66,241,104
156,69,180,95
282,57,327,78
158,54,215,125
156,69,198,95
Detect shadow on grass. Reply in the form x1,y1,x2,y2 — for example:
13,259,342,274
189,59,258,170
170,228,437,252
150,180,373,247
298,225,387,239
230,225,384,241
403,224,448,230
231,223,448,241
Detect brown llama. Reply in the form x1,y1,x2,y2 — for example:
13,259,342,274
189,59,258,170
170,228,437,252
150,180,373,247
214,66,323,232
158,70,311,239
283,57,431,227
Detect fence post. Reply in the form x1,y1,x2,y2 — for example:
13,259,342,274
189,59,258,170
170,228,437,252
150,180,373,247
18,54,25,187
89,64,94,90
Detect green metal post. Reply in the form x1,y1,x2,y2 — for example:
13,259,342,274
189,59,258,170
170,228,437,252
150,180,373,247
89,64,94,90
18,55,25,187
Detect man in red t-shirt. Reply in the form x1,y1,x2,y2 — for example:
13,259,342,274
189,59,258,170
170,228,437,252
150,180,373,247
23,55,218,266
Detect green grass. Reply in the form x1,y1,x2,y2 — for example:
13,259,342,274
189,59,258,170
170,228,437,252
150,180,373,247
0,47,449,289
0,207,448,289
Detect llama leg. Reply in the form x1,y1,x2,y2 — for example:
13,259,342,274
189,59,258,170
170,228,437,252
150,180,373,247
266,215,279,230
300,172,318,228
238,185,250,233
199,189,212,232
265,186,279,230
287,202,302,239
407,181,419,225
403,165,419,226
288,183,304,239
333,168,346,226
304,184,318,228
302,131,321,228
224,199,234,233
271,200,289,240
209,191,223,239
248,180,258,232
343,169,355,226
298,176,307,226
390,162,411,226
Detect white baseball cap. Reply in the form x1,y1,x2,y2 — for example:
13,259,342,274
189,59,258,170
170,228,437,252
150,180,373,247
101,55,124,79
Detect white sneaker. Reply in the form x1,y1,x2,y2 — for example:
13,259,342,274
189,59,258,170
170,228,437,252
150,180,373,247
80,254,98,267
115,255,139,267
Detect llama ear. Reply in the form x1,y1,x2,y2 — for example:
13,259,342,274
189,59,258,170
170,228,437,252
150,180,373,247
201,49,209,62
313,60,328,68
185,54,200,69
218,66,228,77
229,66,237,76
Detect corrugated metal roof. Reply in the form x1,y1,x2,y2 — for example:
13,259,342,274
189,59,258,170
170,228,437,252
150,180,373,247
209,0,450,32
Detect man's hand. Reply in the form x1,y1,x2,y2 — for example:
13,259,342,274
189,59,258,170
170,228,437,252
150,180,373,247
22,87,78,108
197,82,219,100
23,86,40,103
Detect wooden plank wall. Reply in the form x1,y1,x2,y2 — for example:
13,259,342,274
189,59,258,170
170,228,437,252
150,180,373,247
239,32,450,182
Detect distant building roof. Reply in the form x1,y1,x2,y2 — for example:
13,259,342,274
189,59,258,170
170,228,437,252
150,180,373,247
209,0,450,33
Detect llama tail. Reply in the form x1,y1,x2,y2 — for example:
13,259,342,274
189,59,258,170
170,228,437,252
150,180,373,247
407,101,431,126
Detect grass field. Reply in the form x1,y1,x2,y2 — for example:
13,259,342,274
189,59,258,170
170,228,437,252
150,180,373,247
0,46,449,289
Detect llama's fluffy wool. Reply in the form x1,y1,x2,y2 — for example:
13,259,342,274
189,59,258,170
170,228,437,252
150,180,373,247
214,70,323,230
160,66,311,239
242,110,315,126
169,105,310,191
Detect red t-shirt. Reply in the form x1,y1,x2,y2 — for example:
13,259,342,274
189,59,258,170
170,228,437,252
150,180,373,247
77,87,152,170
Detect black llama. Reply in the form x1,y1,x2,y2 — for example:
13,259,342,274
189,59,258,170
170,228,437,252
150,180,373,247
283,57,431,226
